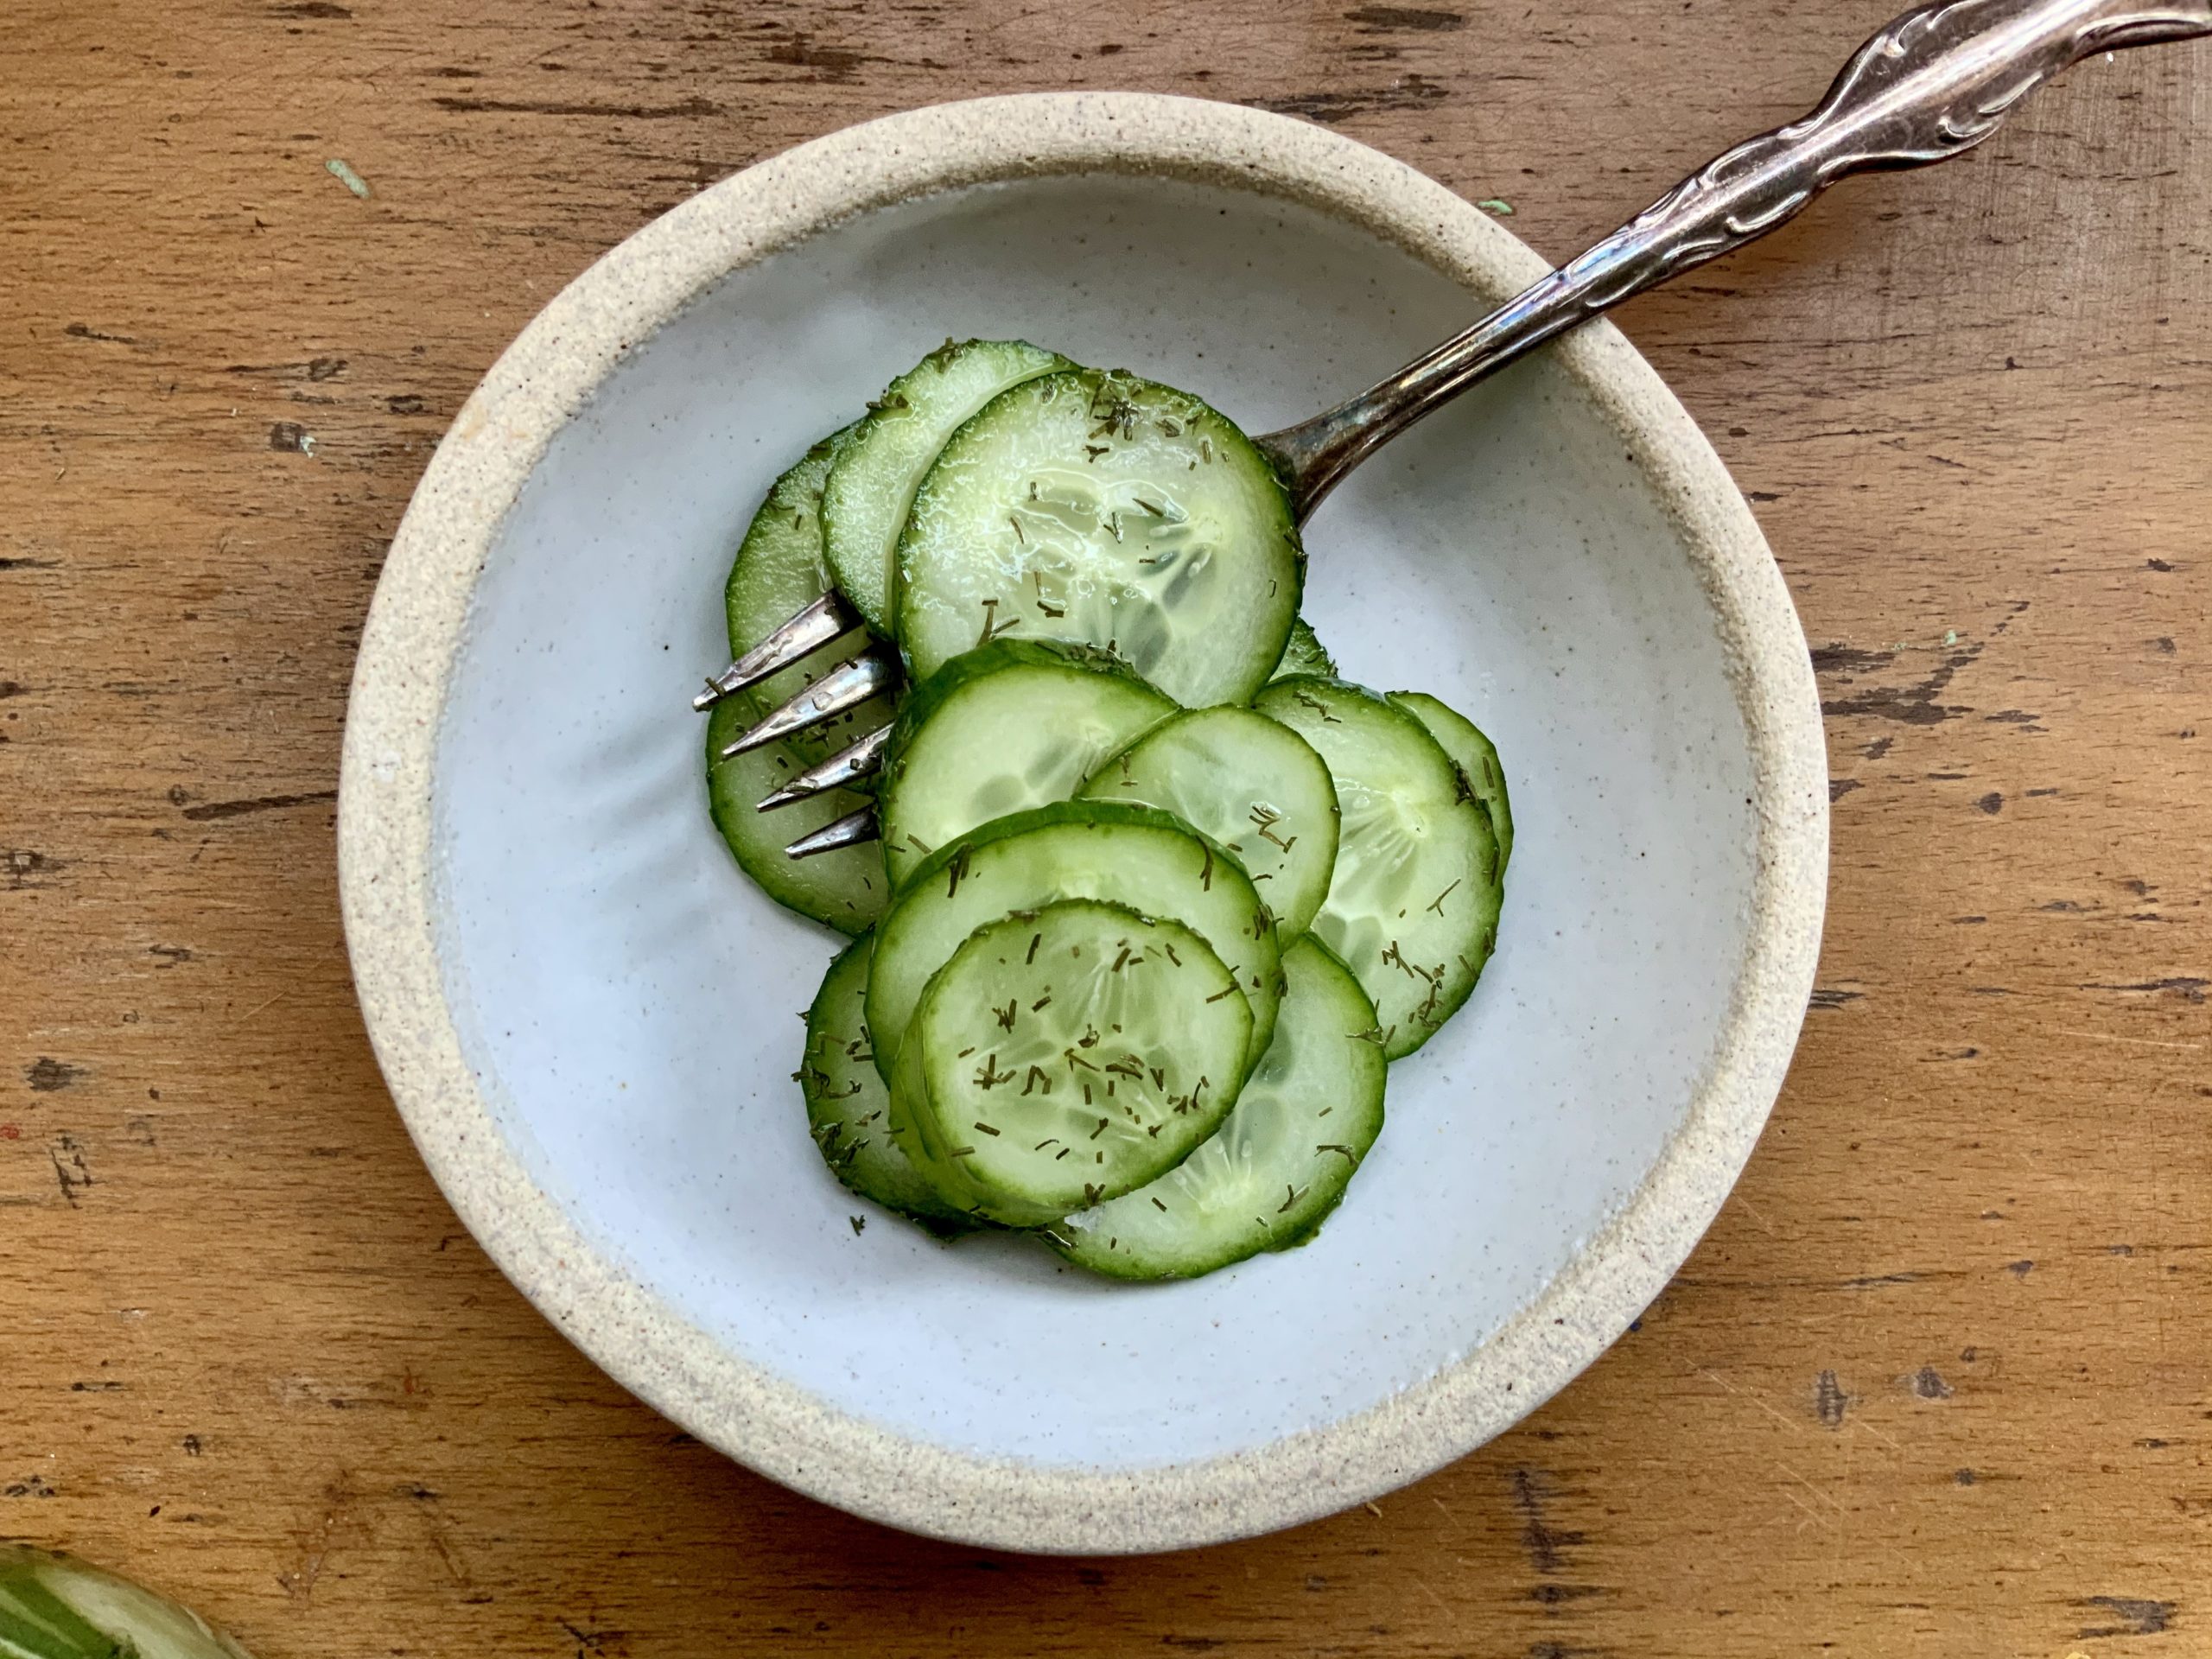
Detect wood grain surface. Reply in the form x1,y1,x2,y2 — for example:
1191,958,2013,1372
3,2,2207,1654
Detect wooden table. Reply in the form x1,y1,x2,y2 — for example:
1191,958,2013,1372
4,2,2206,1653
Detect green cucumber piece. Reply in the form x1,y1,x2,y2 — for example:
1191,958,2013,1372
880,639,1176,890
723,428,858,720
867,800,1283,1086
708,435,893,934
823,339,1071,637
1056,934,1386,1279
1077,705,1340,939
1268,616,1337,682
896,368,1301,708
1389,690,1514,870
799,935,976,1231
706,690,889,938
0,1544,256,1659
1255,677,1500,1060
890,901,1251,1227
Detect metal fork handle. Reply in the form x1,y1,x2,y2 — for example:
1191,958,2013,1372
1257,0,2212,521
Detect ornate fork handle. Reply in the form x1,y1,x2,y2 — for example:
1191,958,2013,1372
1262,0,2212,518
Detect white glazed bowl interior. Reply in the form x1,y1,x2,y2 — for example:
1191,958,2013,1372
340,95,1825,1554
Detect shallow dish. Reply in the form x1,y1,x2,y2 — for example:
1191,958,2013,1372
338,92,1827,1554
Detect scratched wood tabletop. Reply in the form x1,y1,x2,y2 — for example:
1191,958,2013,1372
3,1,2207,1654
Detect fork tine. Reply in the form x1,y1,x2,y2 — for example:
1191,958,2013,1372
785,804,880,860
692,592,859,712
756,724,891,812
717,648,899,760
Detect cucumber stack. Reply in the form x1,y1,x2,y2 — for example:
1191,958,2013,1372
706,340,1513,1280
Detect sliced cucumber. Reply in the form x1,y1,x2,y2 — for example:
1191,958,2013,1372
880,639,1175,891
1056,934,1386,1279
889,902,1250,1226
1077,706,1339,939
799,934,976,1231
1269,616,1337,682
867,800,1283,1086
1389,690,1513,870
724,428,860,719
0,1543,256,1659
706,699,887,936
896,369,1301,708
1254,677,1499,1059
708,433,893,933
823,340,1071,637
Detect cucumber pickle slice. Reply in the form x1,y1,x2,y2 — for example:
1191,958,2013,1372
706,699,889,937
722,429,856,716
1255,677,1500,1059
1269,616,1337,682
889,902,1251,1227
708,431,891,935
896,369,1301,708
1389,690,1513,871
1056,934,1386,1279
798,934,975,1231
879,640,1174,891
866,800,1284,1087
823,339,1071,638
1077,706,1339,939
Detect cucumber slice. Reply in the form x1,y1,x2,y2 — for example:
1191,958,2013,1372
880,639,1176,890
0,1543,256,1659
724,428,861,720
890,902,1251,1226
1268,616,1337,682
708,434,893,934
799,934,976,1231
1254,677,1500,1060
1056,935,1386,1279
896,369,1302,709
706,698,889,936
1389,690,1514,870
867,800,1283,1085
823,340,1071,637
1077,706,1339,939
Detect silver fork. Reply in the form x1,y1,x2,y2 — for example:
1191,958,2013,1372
698,0,2210,860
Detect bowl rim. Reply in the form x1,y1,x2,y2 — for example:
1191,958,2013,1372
337,89,1828,1554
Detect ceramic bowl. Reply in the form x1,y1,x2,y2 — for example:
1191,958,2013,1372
338,92,1827,1554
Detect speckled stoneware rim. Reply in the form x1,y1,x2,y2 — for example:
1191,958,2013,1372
338,92,1827,1554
